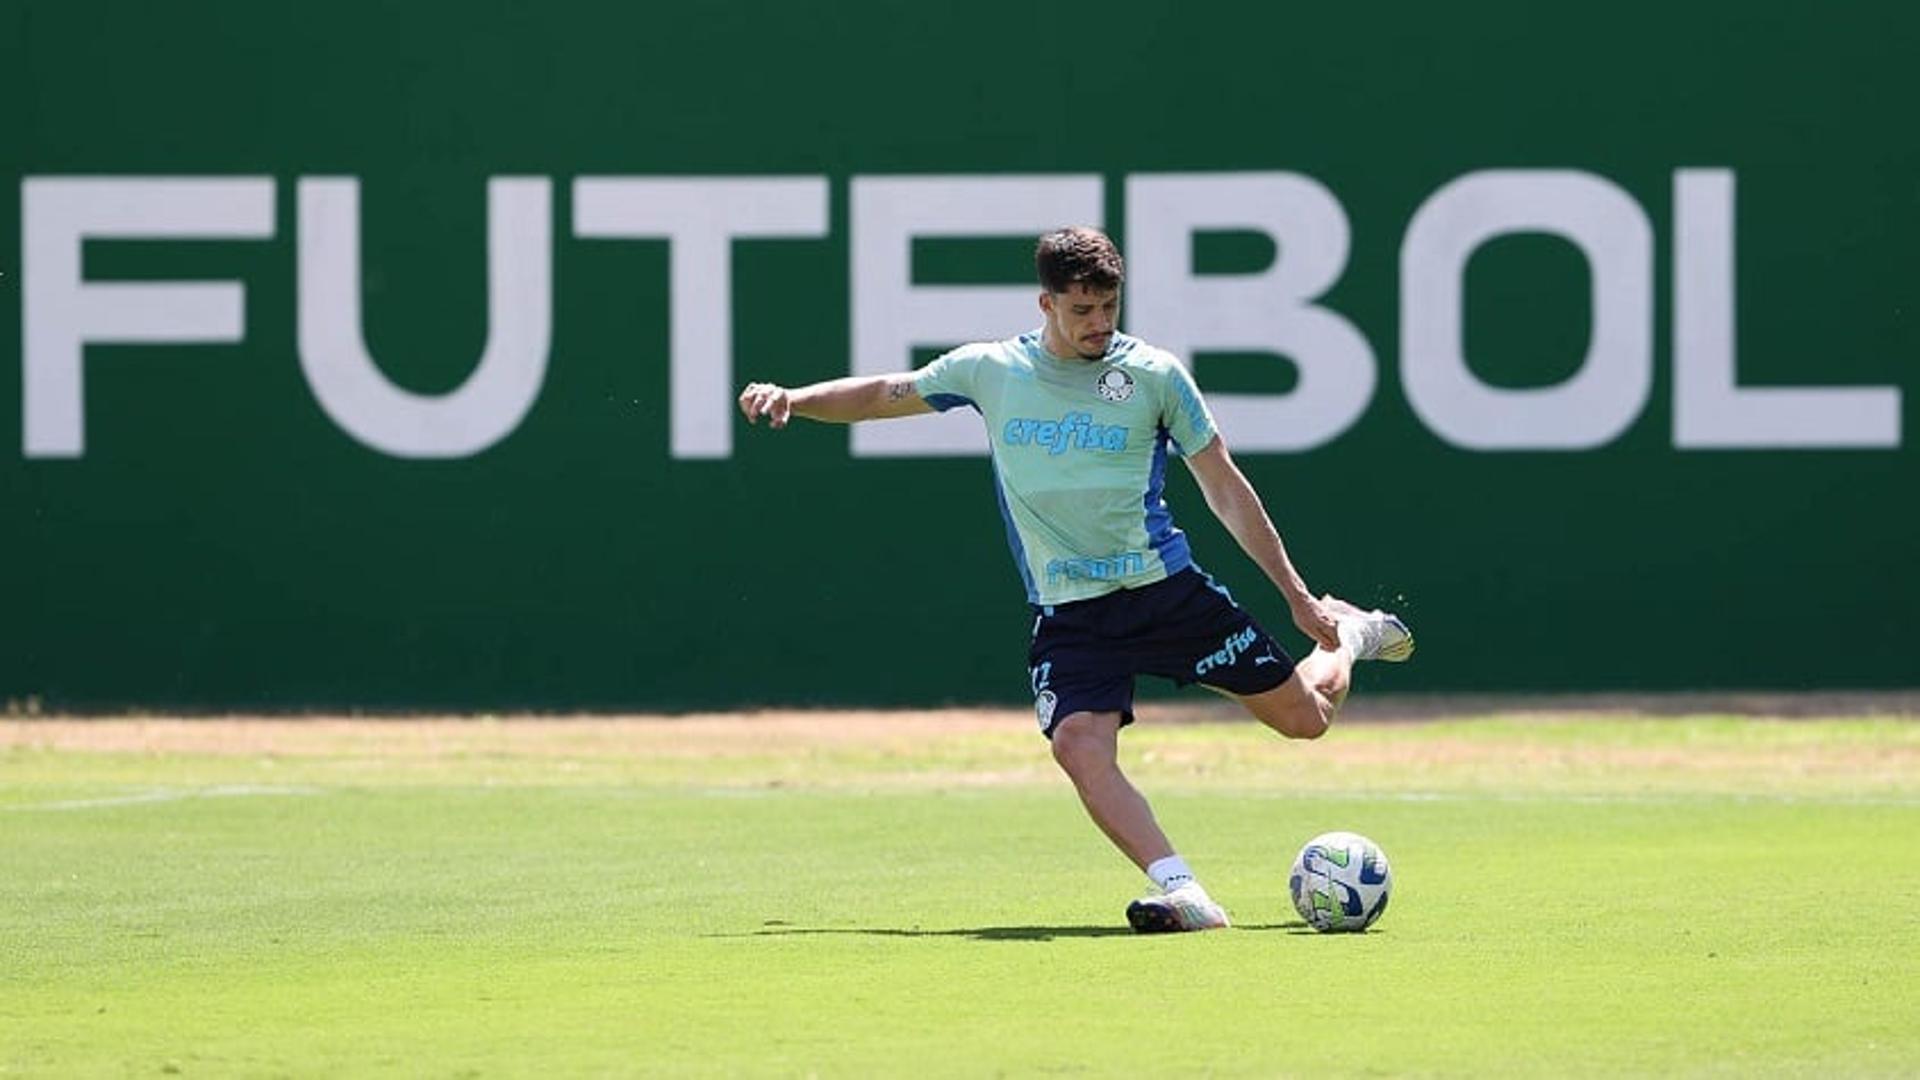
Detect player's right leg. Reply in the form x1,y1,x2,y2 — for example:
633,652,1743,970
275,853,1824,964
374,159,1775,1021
1047,710,1229,933
1032,583,1232,932
1048,710,1175,870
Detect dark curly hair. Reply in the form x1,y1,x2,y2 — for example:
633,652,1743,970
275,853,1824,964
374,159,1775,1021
1035,226,1125,294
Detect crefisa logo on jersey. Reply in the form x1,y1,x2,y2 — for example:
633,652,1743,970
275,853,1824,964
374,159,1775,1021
1002,412,1129,455
1095,368,1135,403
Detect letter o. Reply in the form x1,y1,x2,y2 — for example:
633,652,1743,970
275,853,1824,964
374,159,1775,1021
1401,170,1653,450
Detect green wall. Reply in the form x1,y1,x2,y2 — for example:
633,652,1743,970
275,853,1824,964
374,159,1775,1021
3,2,1915,710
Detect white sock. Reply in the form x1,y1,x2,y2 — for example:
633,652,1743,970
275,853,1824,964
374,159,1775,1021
1337,617,1366,659
1147,855,1196,893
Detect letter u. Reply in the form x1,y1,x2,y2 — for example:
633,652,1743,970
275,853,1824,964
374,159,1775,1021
297,177,552,458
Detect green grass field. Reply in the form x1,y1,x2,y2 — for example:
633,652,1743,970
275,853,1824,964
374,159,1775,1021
3,710,1917,1077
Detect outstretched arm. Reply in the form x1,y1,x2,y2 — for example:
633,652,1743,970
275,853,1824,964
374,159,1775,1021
1182,436,1342,651
738,374,931,428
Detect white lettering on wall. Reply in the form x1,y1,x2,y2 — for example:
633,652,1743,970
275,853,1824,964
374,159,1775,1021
16,168,1905,460
573,177,830,459
1126,172,1375,451
23,177,275,457
297,177,552,458
849,175,1102,457
1401,170,1654,451
1673,169,1901,449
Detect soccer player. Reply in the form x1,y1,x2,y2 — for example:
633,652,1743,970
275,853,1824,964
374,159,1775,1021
737,226,1413,933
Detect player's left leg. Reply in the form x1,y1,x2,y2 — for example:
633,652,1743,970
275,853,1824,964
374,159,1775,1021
1155,571,1344,739
1236,595,1413,735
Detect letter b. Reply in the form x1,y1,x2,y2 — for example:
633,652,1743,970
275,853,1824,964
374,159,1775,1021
1127,173,1376,451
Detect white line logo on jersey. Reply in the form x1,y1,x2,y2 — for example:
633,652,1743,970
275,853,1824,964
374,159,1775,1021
1095,368,1135,403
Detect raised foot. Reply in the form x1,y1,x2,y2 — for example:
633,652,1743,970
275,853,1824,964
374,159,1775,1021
1323,595,1415,663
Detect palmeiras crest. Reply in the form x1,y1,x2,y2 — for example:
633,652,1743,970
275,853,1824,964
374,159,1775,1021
1095,367,1135,403
1035,690,1059,731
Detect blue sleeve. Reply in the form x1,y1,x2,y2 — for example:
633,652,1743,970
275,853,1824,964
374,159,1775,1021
1160,356,1218,456
913,346,983,413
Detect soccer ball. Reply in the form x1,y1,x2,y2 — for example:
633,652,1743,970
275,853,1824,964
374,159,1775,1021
1289,831,1392,932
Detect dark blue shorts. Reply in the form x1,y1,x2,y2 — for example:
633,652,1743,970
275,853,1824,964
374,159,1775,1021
1027,567,1297,738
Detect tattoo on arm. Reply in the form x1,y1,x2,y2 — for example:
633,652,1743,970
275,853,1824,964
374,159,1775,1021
886,379,914,402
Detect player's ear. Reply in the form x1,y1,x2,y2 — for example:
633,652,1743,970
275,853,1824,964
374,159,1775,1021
1038,291,1053,317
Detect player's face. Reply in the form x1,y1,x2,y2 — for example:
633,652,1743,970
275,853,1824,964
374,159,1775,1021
1040,283,1120,360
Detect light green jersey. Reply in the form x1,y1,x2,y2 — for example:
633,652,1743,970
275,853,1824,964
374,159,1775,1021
915,329,1219,606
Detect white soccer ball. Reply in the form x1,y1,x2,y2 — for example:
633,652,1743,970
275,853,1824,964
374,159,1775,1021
1289,831,1392,932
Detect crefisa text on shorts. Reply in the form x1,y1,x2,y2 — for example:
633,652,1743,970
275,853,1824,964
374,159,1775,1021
17,170,1901,461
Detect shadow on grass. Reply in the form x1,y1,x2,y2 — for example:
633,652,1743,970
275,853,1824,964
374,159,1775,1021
711,922,1320,942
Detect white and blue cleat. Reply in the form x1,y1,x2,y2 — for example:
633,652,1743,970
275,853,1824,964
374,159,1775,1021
1328,597,1415,663
1125,882,1232,934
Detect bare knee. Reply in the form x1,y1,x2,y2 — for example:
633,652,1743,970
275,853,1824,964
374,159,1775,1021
1244,684,1333,740
1273,697,1332,740
1244,684,1336,734
1049,712,1120,776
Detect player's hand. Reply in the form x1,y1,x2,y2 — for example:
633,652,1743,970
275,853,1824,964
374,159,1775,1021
1288,594,1343,652
738,382,793,429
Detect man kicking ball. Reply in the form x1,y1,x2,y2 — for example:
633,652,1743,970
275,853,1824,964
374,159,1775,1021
738,226,1413,933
